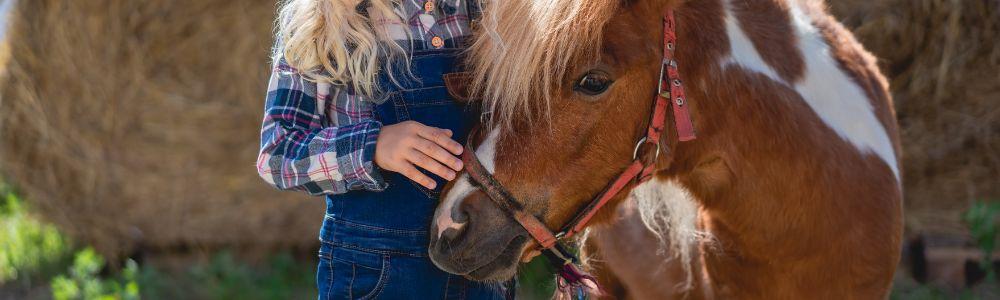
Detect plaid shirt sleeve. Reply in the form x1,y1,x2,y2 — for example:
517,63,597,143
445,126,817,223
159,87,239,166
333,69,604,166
256,58,388,195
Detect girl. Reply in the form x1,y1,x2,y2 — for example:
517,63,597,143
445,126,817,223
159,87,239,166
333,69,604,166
257,0,512,298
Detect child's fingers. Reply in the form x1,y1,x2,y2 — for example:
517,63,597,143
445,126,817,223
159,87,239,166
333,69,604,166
398,164,437,190
407,150,456,181
416,125,463,155
414,138,463,171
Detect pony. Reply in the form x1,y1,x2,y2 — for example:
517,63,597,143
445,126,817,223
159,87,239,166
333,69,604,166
428,0,903,298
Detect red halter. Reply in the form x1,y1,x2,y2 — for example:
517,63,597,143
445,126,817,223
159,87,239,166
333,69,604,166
461,9,695,292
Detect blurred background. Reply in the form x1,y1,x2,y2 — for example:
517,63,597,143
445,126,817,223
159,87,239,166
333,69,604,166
0,0,996,299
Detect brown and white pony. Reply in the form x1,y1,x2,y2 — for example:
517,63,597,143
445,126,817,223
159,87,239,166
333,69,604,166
428,0,903,298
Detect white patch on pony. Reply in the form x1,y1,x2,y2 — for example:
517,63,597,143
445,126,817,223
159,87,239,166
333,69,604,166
631,178,708,291
722,6,785,84
721,1,900,180
786,4,900,179
434,129,501,240
435,174,473,239
476,129,501,173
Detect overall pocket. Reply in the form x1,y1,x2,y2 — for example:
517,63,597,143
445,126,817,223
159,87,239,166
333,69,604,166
318,242,390,300
384,85,469,198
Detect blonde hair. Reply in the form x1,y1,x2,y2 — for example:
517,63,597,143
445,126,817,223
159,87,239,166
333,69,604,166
469,0,618,128
275,0,408,97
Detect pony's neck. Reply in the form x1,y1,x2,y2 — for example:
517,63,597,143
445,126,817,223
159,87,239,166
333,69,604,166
662,0,902,296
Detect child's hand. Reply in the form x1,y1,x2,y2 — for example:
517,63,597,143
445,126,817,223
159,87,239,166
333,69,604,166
375,121,464,189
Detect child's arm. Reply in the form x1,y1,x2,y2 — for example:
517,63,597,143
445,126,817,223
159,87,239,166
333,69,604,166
256,58,386,195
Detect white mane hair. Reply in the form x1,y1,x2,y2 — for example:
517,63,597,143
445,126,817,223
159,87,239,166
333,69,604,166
468,0,619,128
632,179,714,291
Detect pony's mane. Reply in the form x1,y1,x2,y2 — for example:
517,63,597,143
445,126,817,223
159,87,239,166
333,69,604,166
468,0,620,128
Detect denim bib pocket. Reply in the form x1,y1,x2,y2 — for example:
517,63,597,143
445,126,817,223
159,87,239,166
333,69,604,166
380,85,466,198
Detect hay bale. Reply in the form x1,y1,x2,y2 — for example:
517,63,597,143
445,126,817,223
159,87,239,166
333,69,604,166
0,0,323,258
829,0,1000,235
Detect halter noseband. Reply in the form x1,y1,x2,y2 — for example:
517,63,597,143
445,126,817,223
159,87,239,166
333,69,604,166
460,9,695,293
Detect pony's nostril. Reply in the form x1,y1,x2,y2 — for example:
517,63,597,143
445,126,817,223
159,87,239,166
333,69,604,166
441,226,464,243
452,205,469,224
442,206,469,242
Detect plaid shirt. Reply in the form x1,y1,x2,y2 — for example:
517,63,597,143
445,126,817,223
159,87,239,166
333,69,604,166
257,0,477,195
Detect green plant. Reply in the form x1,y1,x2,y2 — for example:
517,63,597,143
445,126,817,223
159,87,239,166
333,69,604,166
50,248,140,300
0,187,72,284
963,200,1000,282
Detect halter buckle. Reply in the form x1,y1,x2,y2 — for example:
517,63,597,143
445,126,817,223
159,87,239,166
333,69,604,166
632,137,661,162
656,58,670,98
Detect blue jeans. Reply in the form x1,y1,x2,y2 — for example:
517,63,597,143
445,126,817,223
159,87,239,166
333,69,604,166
316,49,512,299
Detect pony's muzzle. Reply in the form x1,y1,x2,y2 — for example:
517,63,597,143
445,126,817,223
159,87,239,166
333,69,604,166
429,190,527,281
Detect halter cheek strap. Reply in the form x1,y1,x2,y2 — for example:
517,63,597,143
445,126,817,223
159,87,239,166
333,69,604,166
459,9,695,295
663,10,697,142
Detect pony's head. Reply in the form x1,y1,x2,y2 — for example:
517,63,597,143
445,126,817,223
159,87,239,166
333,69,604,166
429,0,689,281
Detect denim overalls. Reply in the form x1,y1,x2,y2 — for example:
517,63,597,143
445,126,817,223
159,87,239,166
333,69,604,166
316,47,512,299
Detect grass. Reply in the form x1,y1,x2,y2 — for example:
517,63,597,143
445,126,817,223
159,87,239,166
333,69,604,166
145,251,317,300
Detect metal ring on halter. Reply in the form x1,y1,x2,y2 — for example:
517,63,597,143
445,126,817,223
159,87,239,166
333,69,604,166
633,137,662,161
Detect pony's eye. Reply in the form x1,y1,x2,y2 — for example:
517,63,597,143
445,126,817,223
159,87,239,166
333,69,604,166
573,71,613,96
